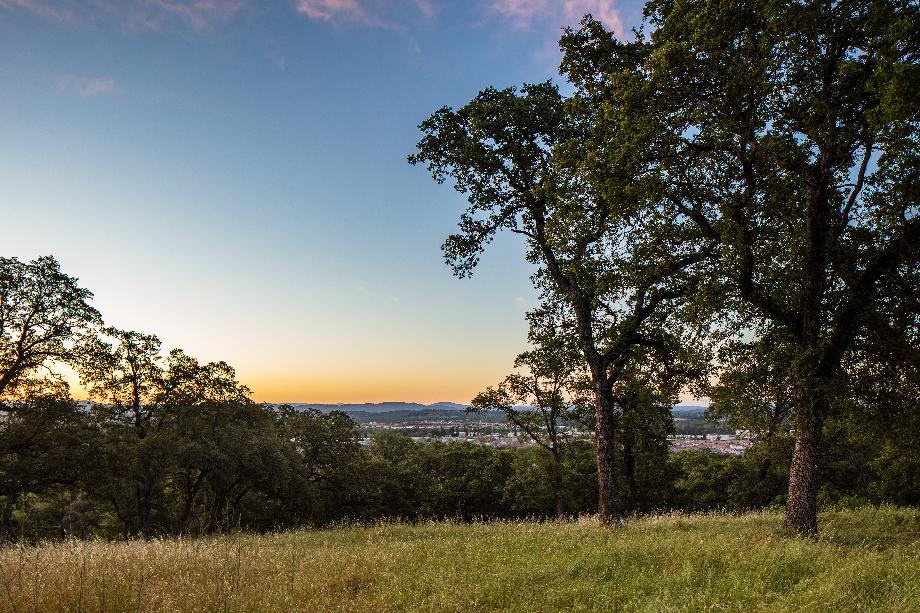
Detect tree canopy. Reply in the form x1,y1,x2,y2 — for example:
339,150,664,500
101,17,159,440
413,0,918,536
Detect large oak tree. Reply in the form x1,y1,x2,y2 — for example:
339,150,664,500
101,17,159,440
562,0,918,535
410,82,705,521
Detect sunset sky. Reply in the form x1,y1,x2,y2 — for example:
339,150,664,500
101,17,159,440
1,0,648,404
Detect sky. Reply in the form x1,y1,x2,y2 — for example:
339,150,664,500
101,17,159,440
0,0,650,404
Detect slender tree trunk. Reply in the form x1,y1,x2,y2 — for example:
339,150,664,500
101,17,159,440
550,449,567,518
178,471,206,536
0,499,13,545
752,416,786,508
621,413,637,514
209,491,227,534
784,388,822,537
755,454,773,507
138,481,153,540
554,490,567,518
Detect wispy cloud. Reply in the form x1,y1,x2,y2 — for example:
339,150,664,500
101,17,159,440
351,283,401,304
57,76,120,97
0,0,249,30
296,0,377,27
145,0,249,29
492,0,624,38
0,0,74,22
295,0,434,29
352,283,375,297
2,0,436,31
413,0,435,19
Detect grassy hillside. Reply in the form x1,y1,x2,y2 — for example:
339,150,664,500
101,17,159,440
1,507,918,612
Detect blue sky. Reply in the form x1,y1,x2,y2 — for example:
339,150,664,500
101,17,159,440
0,0,645,403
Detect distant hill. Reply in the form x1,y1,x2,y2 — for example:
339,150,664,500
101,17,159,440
671,405,707,415
343,408,506,424
286,401,468,414
284,402,706,415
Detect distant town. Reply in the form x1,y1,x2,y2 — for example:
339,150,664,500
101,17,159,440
289,403,752,456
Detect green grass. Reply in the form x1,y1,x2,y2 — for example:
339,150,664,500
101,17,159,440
1,507,919,612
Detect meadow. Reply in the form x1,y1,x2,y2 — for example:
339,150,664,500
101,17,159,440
0,506,918,612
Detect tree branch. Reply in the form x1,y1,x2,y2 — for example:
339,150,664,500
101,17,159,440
821,218,920,374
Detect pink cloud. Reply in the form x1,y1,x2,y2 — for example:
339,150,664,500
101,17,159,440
0,0,77,22
2,0,436,30
295,0,435,28
493,0,624,38
0,0,249,30
413,0,435,19
145,0,249,29
296,0,373,24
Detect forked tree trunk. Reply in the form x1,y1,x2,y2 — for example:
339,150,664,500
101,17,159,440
569,296,620,523
784,392,822,537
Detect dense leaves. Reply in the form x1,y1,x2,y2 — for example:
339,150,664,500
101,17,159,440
9,261,904,541
412,0,918,536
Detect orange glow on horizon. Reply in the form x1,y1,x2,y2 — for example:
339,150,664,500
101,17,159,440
242,373,484,405
62,364,705,406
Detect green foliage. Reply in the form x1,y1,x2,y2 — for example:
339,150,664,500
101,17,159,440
360,431,599,521
1,250,915,542
410,34,710,520
0,255,99,399
469,307,593,515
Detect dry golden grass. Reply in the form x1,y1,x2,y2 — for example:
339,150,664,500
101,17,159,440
1,507,919,612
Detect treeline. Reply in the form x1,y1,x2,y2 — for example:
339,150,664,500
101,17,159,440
0,255,916,541
0,256,596,540
4,390,916,543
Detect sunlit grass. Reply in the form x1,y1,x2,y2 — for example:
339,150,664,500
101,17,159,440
1,507,918,612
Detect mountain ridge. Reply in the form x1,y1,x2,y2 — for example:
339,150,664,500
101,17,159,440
284,401,467,414
281,402,706,415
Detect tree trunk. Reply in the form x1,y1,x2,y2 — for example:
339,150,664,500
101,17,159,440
784,172,830,538
621,414,637,514
209,491,227,534
569,294,620,523
753,411,785,507
554,490,567,518
784,394,822,537
593,384,620,523
0,499,13,545
177,471,207,536
138,480,153,540
754,454,773,508
550,450,567,518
